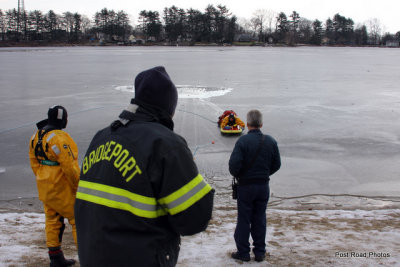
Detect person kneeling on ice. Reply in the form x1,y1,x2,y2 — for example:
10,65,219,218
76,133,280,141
221,112,245,130
29,105,80,267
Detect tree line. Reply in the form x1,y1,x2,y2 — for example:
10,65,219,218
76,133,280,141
0,5,399,46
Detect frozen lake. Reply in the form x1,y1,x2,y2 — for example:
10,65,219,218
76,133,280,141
0,46,399,201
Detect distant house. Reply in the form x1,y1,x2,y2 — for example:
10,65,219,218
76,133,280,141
128,35,136,44
386,41,399,47
236,34,256,42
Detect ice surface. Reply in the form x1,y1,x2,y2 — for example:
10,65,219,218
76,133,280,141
1,46,399,199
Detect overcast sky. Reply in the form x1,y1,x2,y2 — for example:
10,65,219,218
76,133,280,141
1,0,399,33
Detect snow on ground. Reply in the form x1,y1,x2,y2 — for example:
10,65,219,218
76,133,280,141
1,200,399,267
179,207,400,267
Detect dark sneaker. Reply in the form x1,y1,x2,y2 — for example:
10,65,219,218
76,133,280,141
231,252,250,262
255,254,265,262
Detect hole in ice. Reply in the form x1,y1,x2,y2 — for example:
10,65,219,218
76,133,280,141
114,85,134,92
114,85,232,99
177,85,233,99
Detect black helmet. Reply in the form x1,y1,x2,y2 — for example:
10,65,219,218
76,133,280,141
48,105,68,129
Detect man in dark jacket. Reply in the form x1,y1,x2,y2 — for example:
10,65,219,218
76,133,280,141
229,109,281,262
75,66,214,267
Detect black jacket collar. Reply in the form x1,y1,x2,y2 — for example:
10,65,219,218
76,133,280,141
36,119,62,130
118,99,174,131
248,129,262,134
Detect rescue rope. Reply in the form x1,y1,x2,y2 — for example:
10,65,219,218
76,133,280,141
174,109,219,156
267,193,400,206
4,194,400,203
176,109,218,124
192,143,215,156
3,193,399,210
0,105,124,134
69,105,124,115
0,106,217,134
0,121,38,134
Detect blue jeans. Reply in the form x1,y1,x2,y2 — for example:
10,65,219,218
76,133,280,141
234,183,270,257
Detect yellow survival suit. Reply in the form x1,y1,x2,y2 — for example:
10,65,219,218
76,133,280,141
220,113,245,129
29,106,79,267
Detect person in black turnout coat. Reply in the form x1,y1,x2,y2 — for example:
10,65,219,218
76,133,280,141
229,109,281,262
75,66,214,267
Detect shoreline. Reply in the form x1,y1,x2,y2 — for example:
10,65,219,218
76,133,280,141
0,41,396,49
2,194,399,214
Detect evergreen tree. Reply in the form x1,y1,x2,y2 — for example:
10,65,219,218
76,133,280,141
215,5,230,43
203,5,215,42
226,16,237,43
0,9,6,40
289,11,300,44
44,10,60,41
276,12,289,43
332,13,354,45
28,10,45,40
6,9,18,40
325,18,335,44
163,6,186,42
354,25,368,45
116,10,130,41
311,19,322,45
139,10,162,41
186,8,202,43
73,13,81,41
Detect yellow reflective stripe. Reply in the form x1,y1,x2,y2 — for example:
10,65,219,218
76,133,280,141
159,174,204,205
77,180,167,218
76,191,166,219
78,180,156,205
158,174,212,215
77,175,212,218
167,183,212,215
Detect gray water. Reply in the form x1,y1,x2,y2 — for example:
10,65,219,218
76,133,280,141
0,46,399,201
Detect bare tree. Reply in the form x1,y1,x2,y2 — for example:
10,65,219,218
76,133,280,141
80,15,91,35
237,17,254,34
298,18,312,44
251,9,265,41
265,9,277,34
366,18,382,45
63,12,74,41
251,9,276,42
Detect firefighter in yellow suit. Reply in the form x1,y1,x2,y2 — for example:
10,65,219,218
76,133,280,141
220,113,245,129
29,105,79,267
